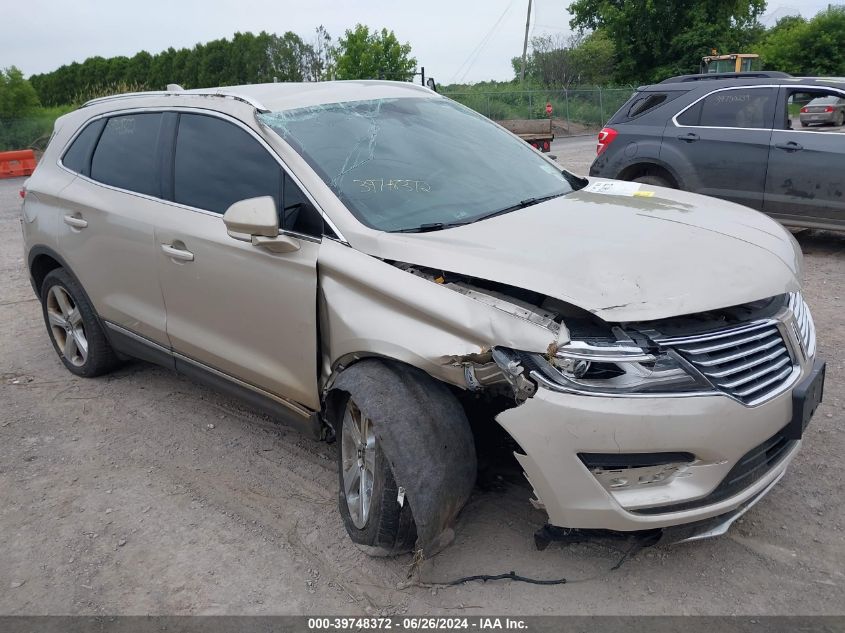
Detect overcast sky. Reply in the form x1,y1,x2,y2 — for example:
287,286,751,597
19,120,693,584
1,0,833,84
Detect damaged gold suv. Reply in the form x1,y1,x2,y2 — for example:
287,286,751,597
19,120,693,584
21,81,825,557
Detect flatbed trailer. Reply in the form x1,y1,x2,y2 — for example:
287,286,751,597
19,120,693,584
495,118,554,152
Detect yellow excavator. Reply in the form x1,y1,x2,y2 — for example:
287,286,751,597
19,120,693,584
700,51,760,74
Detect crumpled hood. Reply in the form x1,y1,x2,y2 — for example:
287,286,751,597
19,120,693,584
352,183,802,322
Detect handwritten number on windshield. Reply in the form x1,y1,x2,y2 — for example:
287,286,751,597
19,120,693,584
353,179,431,193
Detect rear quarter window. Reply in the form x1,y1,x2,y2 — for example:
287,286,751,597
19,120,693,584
608,91,685,124
61,119,105,175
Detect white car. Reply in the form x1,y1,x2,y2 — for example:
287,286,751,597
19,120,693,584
21,80,825,557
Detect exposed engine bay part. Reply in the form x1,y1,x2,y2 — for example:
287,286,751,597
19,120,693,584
317,240,565,394
328,359,477,558
534,524,661,553
491,348,537,401
390,261,571,344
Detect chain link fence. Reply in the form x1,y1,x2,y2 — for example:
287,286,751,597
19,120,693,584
441,87,634,137
0,116,56,152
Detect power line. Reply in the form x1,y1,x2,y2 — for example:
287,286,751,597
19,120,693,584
531,0,572,35
450,1,515,83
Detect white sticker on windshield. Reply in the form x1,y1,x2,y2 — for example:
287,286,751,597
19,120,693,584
584,181,649,197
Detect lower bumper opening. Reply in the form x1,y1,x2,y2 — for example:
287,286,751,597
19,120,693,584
631,426,797,515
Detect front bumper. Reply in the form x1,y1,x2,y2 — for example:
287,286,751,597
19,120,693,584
496,365,811,532
660,470,785,544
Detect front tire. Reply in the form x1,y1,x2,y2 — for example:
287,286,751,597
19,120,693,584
336,394,417,556
40,269,120,377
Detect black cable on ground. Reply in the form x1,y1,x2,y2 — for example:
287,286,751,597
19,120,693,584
446,571,567,586
428,532,654,587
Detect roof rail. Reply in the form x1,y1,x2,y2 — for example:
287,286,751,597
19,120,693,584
82,89,268,112
658,71,792,84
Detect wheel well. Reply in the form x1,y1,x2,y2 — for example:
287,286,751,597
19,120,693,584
30,254,63,294
617,163,678,187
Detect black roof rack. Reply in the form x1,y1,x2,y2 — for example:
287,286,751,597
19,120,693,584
658,71,792,84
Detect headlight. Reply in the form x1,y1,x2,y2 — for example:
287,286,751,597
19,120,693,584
499,340,714,396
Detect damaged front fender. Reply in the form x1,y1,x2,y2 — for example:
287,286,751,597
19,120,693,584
318,238,564,392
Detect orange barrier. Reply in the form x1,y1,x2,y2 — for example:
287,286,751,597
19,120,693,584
0,149,37,179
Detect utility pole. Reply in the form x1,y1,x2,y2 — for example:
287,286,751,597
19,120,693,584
520,0,532,84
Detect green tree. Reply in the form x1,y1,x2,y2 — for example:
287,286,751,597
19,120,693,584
569,30,615,84
759,8,845,75
514,30,616,86
334,24,416,81
125,51,153,86
28,29,334,105
568,0,767,83
757,15,807,74
307,25,334,80
267,32,315,82
0,66,40,119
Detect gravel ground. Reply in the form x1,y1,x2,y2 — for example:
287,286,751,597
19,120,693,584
1,168,843,615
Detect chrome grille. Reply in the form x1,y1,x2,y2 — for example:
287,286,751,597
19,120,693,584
789,292,816,359
659,321,795,405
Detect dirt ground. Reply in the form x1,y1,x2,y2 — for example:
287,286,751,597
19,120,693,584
1,171,843,616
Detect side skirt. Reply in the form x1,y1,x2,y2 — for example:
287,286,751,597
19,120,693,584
104,321,322,439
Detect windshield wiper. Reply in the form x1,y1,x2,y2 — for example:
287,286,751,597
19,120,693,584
391,192,569,233
393,221,471,233
471,192,569,224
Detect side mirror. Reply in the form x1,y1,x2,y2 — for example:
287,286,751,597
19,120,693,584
223,196,300,253
223,196,279,240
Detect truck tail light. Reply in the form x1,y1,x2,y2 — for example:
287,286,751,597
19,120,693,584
596,127,618,156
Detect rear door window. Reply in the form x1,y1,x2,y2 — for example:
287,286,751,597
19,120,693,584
694,88,776,129
90,113,164,196
676,100,703,126
173,113,282,215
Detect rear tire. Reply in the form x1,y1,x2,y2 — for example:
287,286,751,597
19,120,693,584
335,393,417,556
632,173,673,188
40,269,120,377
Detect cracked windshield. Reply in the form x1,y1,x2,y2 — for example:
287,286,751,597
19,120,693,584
260,97,579,232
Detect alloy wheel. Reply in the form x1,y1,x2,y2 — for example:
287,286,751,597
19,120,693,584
341,400,376,529
46,285,88,367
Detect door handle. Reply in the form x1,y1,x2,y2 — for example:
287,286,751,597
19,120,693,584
160,243,194,262
63,214,88,229
677,133,699,142
775,141,803,152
